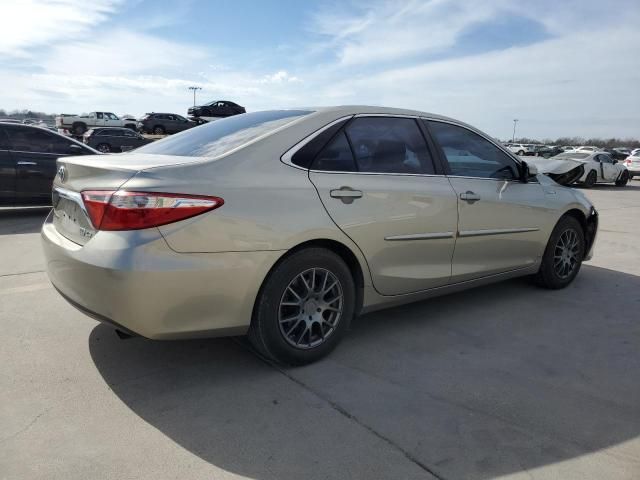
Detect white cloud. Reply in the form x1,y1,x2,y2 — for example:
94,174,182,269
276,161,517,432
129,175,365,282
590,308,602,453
42,30,207,76
260,71,300,84
310,0,510,66
0,0,123,58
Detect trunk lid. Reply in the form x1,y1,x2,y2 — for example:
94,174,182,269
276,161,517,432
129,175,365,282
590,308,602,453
51,153,204,245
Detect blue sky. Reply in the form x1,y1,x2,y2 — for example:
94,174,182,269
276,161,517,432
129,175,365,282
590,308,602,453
1,0,639,139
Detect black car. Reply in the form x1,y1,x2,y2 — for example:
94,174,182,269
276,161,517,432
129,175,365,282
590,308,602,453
187,100,245,119
0,123,97,206
137,113,197,135
534,145,564,158
603,148,629,161
83,127,152,153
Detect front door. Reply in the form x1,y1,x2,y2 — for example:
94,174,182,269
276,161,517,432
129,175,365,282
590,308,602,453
427,120,553,283
309,116,458,295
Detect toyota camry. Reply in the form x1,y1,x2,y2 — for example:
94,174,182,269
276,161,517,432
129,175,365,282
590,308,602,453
42,107,598,365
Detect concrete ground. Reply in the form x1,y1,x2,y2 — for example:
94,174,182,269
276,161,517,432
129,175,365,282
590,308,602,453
1,184,639,480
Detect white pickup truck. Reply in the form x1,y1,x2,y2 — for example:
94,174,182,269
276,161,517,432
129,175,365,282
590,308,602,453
55,112,137,135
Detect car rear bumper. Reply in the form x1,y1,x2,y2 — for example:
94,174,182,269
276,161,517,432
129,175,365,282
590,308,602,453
41,212,284,339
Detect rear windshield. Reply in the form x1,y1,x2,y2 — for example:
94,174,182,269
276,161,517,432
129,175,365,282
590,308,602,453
133,110,312,158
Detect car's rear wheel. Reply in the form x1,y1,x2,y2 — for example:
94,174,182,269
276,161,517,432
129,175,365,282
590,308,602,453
583,170,597,188
153,126,165,135
249,248,355,365
535,215,585,289
96,143,111,153
615,170,629,187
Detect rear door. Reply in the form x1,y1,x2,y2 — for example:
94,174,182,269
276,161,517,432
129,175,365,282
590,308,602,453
8,125,92,205
309,116,458,295
0,127,15,206
427,120,552,283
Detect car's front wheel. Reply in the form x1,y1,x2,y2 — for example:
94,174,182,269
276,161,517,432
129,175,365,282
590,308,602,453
535,215,585,289
517,150,525,156
249,248,355,365
615,170,629,187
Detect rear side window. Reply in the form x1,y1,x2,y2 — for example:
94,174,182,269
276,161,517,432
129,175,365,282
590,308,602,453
428,121,518,180
134,110,312,158
313,132,357,172
345,117,435,174
291,118,351,168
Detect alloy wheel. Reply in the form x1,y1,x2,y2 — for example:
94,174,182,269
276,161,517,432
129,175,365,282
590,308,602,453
553,228,580,279
278,268,343,349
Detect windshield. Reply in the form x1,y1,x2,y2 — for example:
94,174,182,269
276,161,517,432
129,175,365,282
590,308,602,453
133,110,313,157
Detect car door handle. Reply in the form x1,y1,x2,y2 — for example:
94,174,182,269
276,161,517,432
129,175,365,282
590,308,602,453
459,191,480,203
330,187,363,204
17,161,37,165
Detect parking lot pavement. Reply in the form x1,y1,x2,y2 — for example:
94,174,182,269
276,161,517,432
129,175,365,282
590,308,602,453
1,185,639,480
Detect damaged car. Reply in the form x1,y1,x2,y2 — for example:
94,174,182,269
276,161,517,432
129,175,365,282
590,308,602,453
528,151,629,188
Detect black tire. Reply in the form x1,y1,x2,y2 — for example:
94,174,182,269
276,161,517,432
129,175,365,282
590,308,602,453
72,123,86,135
248,248,355,365
517,150,525,156
153,126,165,135
535,216,585,289
583,170,597,188
96,143,111,153
615,170,629,187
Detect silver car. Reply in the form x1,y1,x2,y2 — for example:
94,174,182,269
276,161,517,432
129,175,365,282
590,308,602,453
42,107,598,365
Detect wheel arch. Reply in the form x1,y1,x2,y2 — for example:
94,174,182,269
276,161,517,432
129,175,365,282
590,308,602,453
252,238,367,322
560,207,597,255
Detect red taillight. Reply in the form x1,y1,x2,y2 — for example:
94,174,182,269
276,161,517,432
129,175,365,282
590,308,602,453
81,190,223,231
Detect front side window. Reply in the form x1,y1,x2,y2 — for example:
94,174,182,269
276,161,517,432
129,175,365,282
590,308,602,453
106,113,118,120
133,110,312,158
345,117,434,174
428,121,518,180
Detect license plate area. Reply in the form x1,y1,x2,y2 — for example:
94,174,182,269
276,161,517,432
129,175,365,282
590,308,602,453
52,187,97,245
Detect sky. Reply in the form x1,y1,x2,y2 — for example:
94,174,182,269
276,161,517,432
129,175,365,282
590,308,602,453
0,0,639,140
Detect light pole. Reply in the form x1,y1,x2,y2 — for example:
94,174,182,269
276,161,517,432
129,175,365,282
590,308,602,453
512,119,519,142
188,86,202,107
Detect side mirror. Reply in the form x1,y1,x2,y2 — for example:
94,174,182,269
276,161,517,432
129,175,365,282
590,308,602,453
520,161,538,182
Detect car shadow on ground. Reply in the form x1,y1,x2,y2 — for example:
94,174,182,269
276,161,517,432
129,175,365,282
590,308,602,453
89,264,640,480
0,208,50,235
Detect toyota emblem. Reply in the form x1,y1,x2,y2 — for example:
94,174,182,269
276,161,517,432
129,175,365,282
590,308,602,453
57,165,67,182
